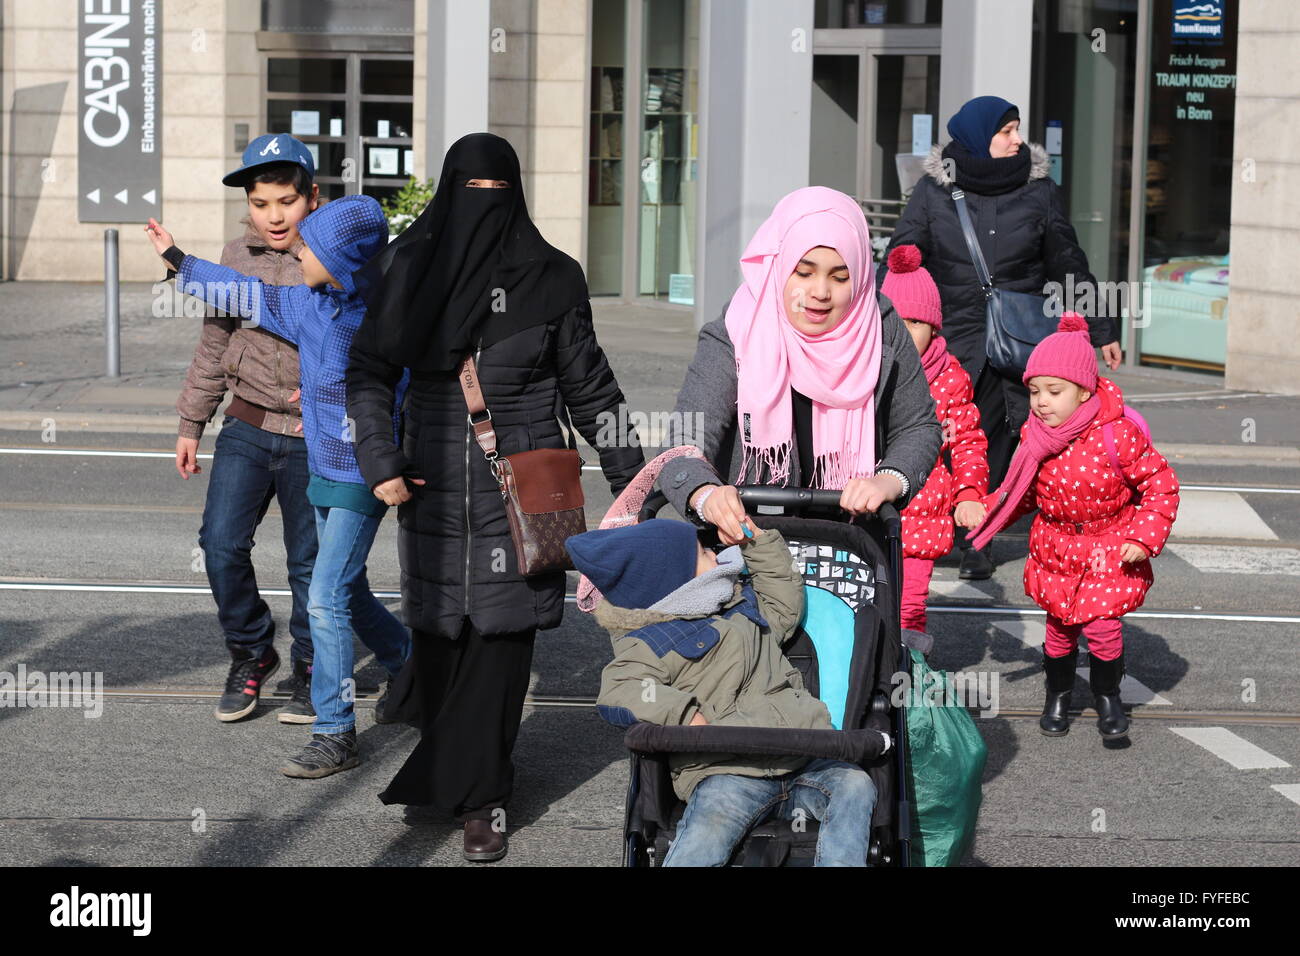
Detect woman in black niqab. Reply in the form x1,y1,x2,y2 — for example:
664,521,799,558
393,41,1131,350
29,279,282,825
344,132,644,863
354,132,588,372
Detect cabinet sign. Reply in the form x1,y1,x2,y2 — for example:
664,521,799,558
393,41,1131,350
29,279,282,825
78,0,162,223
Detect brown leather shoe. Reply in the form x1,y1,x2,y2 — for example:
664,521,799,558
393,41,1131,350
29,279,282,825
463,818,507,862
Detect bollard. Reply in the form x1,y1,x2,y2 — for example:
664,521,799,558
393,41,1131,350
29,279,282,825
104,228,120,378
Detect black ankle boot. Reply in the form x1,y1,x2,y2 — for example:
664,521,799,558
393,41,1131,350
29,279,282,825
1089,652,1130,739
1039,649,1078,736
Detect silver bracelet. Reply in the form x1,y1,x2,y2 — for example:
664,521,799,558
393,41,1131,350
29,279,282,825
690,484,719,516
877,468,909,499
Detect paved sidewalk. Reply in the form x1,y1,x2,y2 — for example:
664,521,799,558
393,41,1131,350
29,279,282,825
1,278,1296,464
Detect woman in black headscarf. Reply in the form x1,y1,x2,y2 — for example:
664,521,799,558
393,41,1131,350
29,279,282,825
346,133,644,861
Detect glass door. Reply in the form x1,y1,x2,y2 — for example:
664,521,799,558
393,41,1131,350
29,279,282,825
811,26,940,252
264,52,414,205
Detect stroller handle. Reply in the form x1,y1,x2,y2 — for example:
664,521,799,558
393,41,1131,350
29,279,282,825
736,485,902,530
736,485,842,509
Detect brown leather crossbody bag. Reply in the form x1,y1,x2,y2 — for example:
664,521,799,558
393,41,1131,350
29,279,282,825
458,354,586,576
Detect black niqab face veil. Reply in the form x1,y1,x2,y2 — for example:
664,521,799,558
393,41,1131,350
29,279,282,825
353,132,588,373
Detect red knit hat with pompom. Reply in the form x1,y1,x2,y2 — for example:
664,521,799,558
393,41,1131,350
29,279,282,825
1023,312,1097,391
880,244,943,329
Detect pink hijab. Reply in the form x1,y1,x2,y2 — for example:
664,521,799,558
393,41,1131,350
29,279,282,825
725,186,883,489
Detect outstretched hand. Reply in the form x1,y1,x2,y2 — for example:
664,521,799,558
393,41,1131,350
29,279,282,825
144,218,175,262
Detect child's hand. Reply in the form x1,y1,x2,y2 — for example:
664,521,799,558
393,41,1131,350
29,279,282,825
953,500,987,530
1119,541,1149,563
373,474,425,506
288,388,304,433
144,218,175,259
174,436,201,479
689,711,708,726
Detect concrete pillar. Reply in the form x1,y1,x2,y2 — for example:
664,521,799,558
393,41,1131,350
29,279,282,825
1226,0,1300,395
938,0,1034,135
425,0,491,173
695,0,814,328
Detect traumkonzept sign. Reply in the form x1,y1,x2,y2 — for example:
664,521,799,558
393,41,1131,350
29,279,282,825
78,0,162,223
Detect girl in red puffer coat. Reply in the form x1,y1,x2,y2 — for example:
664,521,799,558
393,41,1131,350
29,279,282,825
970,313,1179,742
881,246,990,636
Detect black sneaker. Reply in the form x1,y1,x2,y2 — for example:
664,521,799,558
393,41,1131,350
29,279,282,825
215,648,280,722
373,677,397,725
277,658,315,725
279,730,359,778
958,546,994,580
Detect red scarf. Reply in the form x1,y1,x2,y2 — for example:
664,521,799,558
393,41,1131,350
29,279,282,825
920,335,949,385
969,393,1102,551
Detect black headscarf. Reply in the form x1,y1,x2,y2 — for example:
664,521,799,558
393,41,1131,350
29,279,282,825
352,133,588,373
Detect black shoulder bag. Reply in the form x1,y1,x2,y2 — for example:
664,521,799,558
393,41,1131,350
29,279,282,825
951,187,1057,379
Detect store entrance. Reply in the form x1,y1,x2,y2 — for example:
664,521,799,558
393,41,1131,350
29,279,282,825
811,26,940,246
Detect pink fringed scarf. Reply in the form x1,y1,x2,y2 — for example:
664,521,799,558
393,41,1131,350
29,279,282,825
969,393,1102,551
725,187,883,490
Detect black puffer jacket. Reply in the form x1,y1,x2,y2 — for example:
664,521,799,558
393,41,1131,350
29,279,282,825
881,142,1118,385
347,302,644,637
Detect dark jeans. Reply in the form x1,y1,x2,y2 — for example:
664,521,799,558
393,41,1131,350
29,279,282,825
198,416,317,664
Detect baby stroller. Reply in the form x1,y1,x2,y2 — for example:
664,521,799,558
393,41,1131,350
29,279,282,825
607,482,912,867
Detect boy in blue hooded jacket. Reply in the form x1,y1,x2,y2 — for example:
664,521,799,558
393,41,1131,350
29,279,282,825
146,197,412,778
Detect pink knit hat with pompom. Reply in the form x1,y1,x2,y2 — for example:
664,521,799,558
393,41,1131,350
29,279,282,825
1023,312,1097,391
880,244,943,329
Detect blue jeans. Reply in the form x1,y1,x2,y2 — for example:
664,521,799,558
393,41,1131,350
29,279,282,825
308,505,411,734
663,758,877,867
199,417,316,665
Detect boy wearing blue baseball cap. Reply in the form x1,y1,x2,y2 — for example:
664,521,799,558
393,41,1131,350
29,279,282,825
174,132,323,728
148,196,413,779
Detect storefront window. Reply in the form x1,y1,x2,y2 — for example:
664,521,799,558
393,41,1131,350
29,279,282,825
1139,0,1237,368
264,53,413,204
638,0,698,302
816,0,942,28
588,0,626,296
1031,0,1139,288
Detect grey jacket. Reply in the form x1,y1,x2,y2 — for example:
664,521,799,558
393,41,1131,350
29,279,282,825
659,293,943,518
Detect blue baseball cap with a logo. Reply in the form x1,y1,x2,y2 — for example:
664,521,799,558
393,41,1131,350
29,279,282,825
222,133,316,187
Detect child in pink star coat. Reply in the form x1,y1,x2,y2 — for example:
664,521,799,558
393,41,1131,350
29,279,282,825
969,313,1180,741
880,245,989,636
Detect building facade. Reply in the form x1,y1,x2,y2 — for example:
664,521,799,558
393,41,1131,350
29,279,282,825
1,0,1295,391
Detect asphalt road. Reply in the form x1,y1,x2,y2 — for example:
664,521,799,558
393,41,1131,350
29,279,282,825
1,417,1297,867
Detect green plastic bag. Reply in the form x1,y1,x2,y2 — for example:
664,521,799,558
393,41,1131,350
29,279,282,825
902,648,988,866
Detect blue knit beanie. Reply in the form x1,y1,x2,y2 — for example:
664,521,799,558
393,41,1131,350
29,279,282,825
947,95,1019,157
565,519,699,610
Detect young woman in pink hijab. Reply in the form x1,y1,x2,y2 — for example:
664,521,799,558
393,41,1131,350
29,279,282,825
661,186,943,542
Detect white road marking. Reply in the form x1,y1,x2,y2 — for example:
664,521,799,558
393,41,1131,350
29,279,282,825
0,446,606,472
1073,667,1171,705
1170,727,1292,770
1171,491,1278,541
0,447,213,460
931,606,1300,624
990,619,1045,648
928,579,991,600
1270,784,1300,807
1168,544,1300,576
1180,485,1300,495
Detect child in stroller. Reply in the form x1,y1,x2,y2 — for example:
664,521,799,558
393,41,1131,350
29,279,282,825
567,516,882,867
